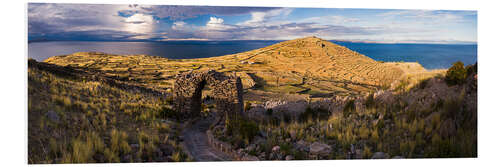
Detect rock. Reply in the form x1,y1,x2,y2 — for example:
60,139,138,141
371,152,389,159
392,156,404,159
45,110,59,122
294,140,309,152
355,149,363,159
290,131,297,140
242,155,259,161
155,148,163,157
122,154,132,162
272,145,280,152
246,144,256,151
259,152,267,160
260,130,268,138
285,155,294,160
131,144,139,150
237,148,245,156
269,152,283,160
309,142,331,156
159,144,173,155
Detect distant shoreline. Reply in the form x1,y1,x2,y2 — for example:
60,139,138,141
28,39,477,45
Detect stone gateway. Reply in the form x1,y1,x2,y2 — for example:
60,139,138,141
173,70,244,122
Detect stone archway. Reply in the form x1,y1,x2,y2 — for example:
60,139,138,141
173,70,243,123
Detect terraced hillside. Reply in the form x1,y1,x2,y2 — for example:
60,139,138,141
44,37,410,99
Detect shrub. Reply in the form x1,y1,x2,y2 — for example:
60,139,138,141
343,100,355,117
359,125,370,139
103,148,120,163
70,138,93,163
299,107,330,122
365,93,376,108
237,119,259,144
445,61,467,85
416,78,430,89
110,129,131,155
363,145,373,158
465,63,477,77
171,151,187,162
244,101,252,111
266,108,273,116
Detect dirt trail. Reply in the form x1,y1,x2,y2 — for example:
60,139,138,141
182,118,232,161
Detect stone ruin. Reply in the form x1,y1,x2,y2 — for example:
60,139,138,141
173,70,244,123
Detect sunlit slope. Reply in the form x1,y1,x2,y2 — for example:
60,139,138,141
44,36,409,96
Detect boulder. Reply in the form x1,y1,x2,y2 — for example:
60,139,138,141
371,152,389,159
272,145,281,152
45,110,59,123
294,140,309,152
309,142,331,156
241,155,259,161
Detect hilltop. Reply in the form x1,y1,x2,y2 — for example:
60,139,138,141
43,36,438,100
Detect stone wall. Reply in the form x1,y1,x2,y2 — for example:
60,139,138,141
173,70,244,122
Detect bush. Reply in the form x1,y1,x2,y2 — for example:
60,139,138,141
445,61,467,85
343,100,355,117
365,93,376,108
266,108,273,116
299,107,330,122
237,119,259,144
465,63,477,77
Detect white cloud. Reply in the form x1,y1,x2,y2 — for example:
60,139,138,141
238,8,293,26
171,21,187,30
208,17,224,25
204,17,235,31
124,13,155,34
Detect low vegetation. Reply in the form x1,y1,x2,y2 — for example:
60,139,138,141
28,60,188,163
223,62,477,160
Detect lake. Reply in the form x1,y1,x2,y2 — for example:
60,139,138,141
28,41,477,69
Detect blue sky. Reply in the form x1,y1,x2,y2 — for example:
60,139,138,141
28,3,477,44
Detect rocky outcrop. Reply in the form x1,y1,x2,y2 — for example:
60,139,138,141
309,142,331,156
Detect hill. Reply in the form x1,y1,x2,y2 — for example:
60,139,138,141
43,37,431,100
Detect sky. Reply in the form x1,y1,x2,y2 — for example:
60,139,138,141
28,3,477,44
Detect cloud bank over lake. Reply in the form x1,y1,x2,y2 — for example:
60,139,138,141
28,3,477,44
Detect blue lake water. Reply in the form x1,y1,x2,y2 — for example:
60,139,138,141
28,41,477,69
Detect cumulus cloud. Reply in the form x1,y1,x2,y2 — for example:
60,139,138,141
171,21,186,30
239,8,293,26
124,13,155,33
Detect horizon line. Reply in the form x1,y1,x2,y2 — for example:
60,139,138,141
27,38,478,45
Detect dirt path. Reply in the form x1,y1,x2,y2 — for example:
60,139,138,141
182,118,232,161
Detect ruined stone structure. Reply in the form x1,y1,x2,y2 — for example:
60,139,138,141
173,70,244,122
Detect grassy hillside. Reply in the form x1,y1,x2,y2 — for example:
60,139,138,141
243,72,477,159
43,37,419,99
28,60,188,163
